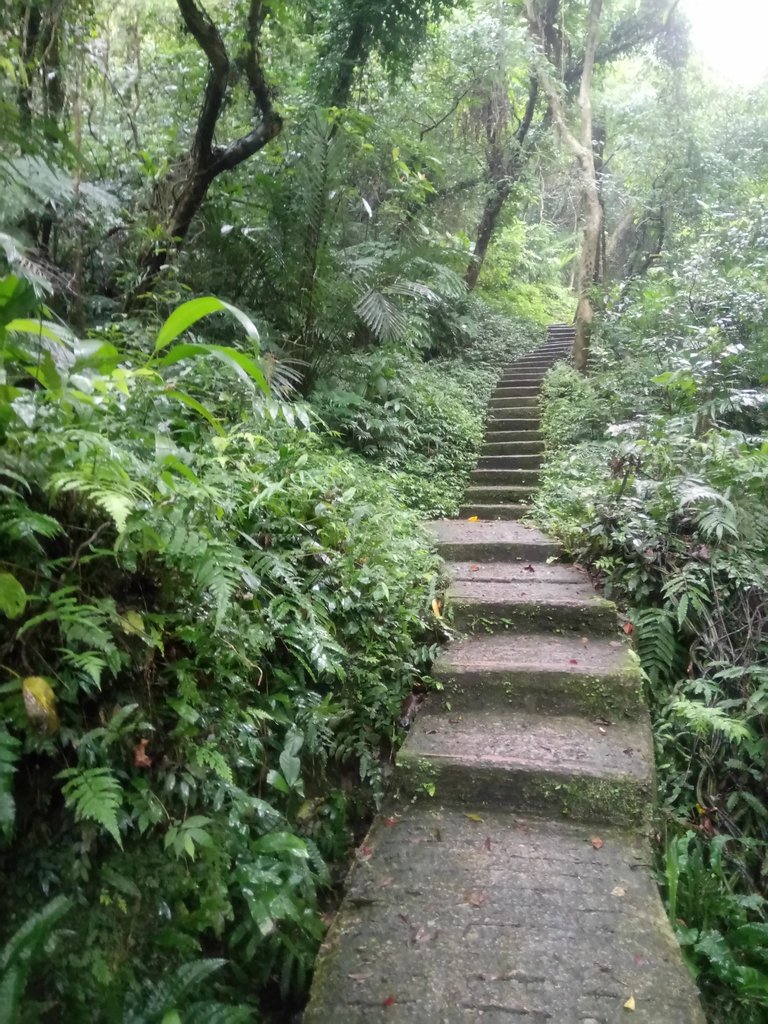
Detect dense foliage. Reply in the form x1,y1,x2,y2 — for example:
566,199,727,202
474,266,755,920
534,92,768,1022
2,0,767,1020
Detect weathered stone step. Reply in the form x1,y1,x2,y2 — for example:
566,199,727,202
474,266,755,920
427,519,558,562
397,708,653,824
488,395,537,408
449,577,617,634
463,483,536,503
485,417,539,431
457,502,529,520
432,629,644,718
492,385,541,397
481,440,543,456
497,375,546,385
484,429,542,443
305,808,705,1024
470,467,540,486
477,451,542,467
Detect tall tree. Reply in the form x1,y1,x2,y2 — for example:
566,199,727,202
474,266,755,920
134,0,282,296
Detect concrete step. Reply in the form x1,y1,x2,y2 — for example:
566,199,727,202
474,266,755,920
484,429,542,443
457,502,530,520
427,519,558,562
481,441,543,456
485,417,540,431
488,395,537,409
464,483,537,503
448,575,618,634
477,452,542,468
491,386,541,399
497,375,546,385
397,708,653,825
469,467,541,486
305,809,705,1024
433,628,644,719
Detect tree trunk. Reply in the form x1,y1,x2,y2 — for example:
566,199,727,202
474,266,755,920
132,0,282,300
527,0,603,373
465,184,510,290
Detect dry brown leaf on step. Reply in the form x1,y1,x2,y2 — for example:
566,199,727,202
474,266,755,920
383,995,397,1008
569,659,578,665
591,836,604,850
431,598,443,618
464,890,488,907
411,924,438,944
347,972,372,983
484,836,492,852
470,564,479,572
611,886,626,897
523,563,536,572
623,621,634,635
581,636,589,646
382,816,399,827
623,995,636,1011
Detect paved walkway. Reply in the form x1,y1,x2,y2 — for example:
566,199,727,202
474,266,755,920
304,327,705,1023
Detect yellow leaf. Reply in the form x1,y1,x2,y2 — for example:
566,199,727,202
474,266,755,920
120,610,145,635
22,676,59,734
431,598,442,619
464,813,484,822
624,995,636,1011
467,515,479,522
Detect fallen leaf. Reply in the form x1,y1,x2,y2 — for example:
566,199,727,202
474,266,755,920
591,836,604,850
470,564,479,572
569,658,578,665
465,813,484,823
399,692,424,729
347,972,372,983
523,563,536,573
483,836,492,852
133,738,152,768
358,845,374,860
623,621,634,635
398,913,409,925
581,636,589,646
467,515,479,522
624,995,636,1011
611,886,626,897
411,924,438,944
431,598,443,618
383,995,396,1008
377,876,394,889
464,890,488,907
383,816,399,828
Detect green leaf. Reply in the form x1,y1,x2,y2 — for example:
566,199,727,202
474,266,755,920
159,343,269,394
153,296,260,352
0,574,27,619
165,389,225,435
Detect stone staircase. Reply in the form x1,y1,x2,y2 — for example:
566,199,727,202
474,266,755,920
304,325,705,1023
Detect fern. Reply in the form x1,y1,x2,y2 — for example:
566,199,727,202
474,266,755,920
669,698,753,745
0,896,71,1024
57,767,124,846
633,606,683,686
0,728,20,839
131,958,229,1021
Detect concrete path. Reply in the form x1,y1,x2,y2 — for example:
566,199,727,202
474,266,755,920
304,326,705,1023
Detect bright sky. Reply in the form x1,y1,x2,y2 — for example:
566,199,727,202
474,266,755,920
682,0,768,87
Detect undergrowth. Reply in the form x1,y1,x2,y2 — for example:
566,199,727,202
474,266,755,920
534,230,768,1022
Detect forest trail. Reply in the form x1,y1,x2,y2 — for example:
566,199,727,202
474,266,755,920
304,328,705,1023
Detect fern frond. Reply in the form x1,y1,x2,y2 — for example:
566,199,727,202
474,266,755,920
669,698,753,744
633,607,683,685
354,288,408,343
0,728,20,839
57,767,124,846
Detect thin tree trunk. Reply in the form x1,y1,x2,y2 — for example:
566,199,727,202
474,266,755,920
527,0,603,372
465,184,510,290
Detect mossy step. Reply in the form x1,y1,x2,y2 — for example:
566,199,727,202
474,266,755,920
463,483,537,502
491,386,541,399
432,629,644,718
477,452,542,468
481,441,543,456
457,502,530,520
427,519,558,562
397,708,654,826
484,429,542,443
485,417,540,431
488,395,538,408
304,808,705,1024
470,467,541,486
448,577,618,634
